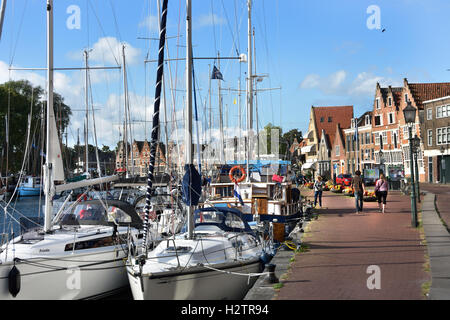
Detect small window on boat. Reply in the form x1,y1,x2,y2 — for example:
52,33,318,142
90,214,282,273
107,206,132,224
64,236,116,251
215,186,233,198
165,246,192,253
225,213,245,230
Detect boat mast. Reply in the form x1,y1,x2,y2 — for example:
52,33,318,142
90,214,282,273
122,45,134,177
186,0,194,239
0,0,6,42
43,0,54,232
142,0,169,249
84,50,89,175
246,0,253,180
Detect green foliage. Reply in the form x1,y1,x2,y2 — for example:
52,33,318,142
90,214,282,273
0,80,72,174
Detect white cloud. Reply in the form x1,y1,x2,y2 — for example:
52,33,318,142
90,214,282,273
139,15,159,31
196,13,226,28
349,72,400,96
68,37,141,66
299,74,320,89
299,70,347,94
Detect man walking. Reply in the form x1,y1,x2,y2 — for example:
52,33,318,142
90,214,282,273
351,170,365,214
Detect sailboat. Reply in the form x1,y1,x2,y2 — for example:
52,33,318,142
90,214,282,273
0,0,147,300
126,0,265,300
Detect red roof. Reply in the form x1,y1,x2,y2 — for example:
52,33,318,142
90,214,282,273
409,82,450,109
313,106,354,148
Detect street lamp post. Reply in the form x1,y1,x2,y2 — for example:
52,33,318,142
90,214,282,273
413,135,421,203
441,145,446,184
403,101,418,228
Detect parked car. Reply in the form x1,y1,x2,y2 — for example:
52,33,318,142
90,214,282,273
336,174,353,186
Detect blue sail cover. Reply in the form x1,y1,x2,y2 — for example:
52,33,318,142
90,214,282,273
182,164,202,206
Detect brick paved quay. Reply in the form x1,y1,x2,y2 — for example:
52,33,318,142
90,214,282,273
275,189,430,300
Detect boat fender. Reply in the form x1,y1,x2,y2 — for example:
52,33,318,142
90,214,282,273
8,265,21,298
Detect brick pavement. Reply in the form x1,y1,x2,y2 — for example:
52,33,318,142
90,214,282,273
276,188,430,300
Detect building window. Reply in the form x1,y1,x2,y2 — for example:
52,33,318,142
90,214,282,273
428,129,433,146
328,117,332,122
388,112,395,124
405,94,408,103
320,117,324,123
393,132,398,149
427,108,432,120
436,105,450,119
388,97,392,106
374,115,382,126
335,145,340,156
382,132,387,145
375,134,380,146
376,98,380,109
437,127,450,145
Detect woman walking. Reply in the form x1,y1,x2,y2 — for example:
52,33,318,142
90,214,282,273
375,173,389,213
314,175,325,208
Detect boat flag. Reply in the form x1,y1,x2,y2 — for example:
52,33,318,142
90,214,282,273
211,65,224,80
234,183,244,206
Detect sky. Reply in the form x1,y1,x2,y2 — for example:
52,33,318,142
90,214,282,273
1,0,450,149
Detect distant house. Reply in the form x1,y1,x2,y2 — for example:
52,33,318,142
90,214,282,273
116,140,166,177
301,105,354,179
330,123,346,178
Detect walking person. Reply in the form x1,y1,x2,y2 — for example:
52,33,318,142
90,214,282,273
351,170,365,214
375,173,389,213
313,175,325,208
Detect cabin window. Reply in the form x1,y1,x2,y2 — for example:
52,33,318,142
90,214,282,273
64,236,118,251
215,186,234,198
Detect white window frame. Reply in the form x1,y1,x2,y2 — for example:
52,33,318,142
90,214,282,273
374,115,383,126
428,129,433,146
427,108,432,120
382,131,388,145
388,112,395,124
335,145,340,157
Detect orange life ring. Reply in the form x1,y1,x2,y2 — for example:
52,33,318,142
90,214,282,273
229,166,246,184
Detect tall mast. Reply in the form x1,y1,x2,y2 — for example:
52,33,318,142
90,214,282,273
0,0,6,42
186,0,194,239
122,45,131,177
218,52,225,163
84,50,89,174
246,0,253,180
43,0,54,232
142,0,169,249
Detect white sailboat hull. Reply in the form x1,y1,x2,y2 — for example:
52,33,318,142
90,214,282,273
0,248,130,300
127,259,262,300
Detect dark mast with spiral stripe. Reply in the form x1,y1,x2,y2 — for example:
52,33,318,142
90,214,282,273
142,0,169,251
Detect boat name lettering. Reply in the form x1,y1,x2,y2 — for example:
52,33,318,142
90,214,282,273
39,249,50,253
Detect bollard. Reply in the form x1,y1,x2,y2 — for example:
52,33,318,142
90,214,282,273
264,263,279,284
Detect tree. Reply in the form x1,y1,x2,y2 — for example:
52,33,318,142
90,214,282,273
0,80,72,174
282,129,303,160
